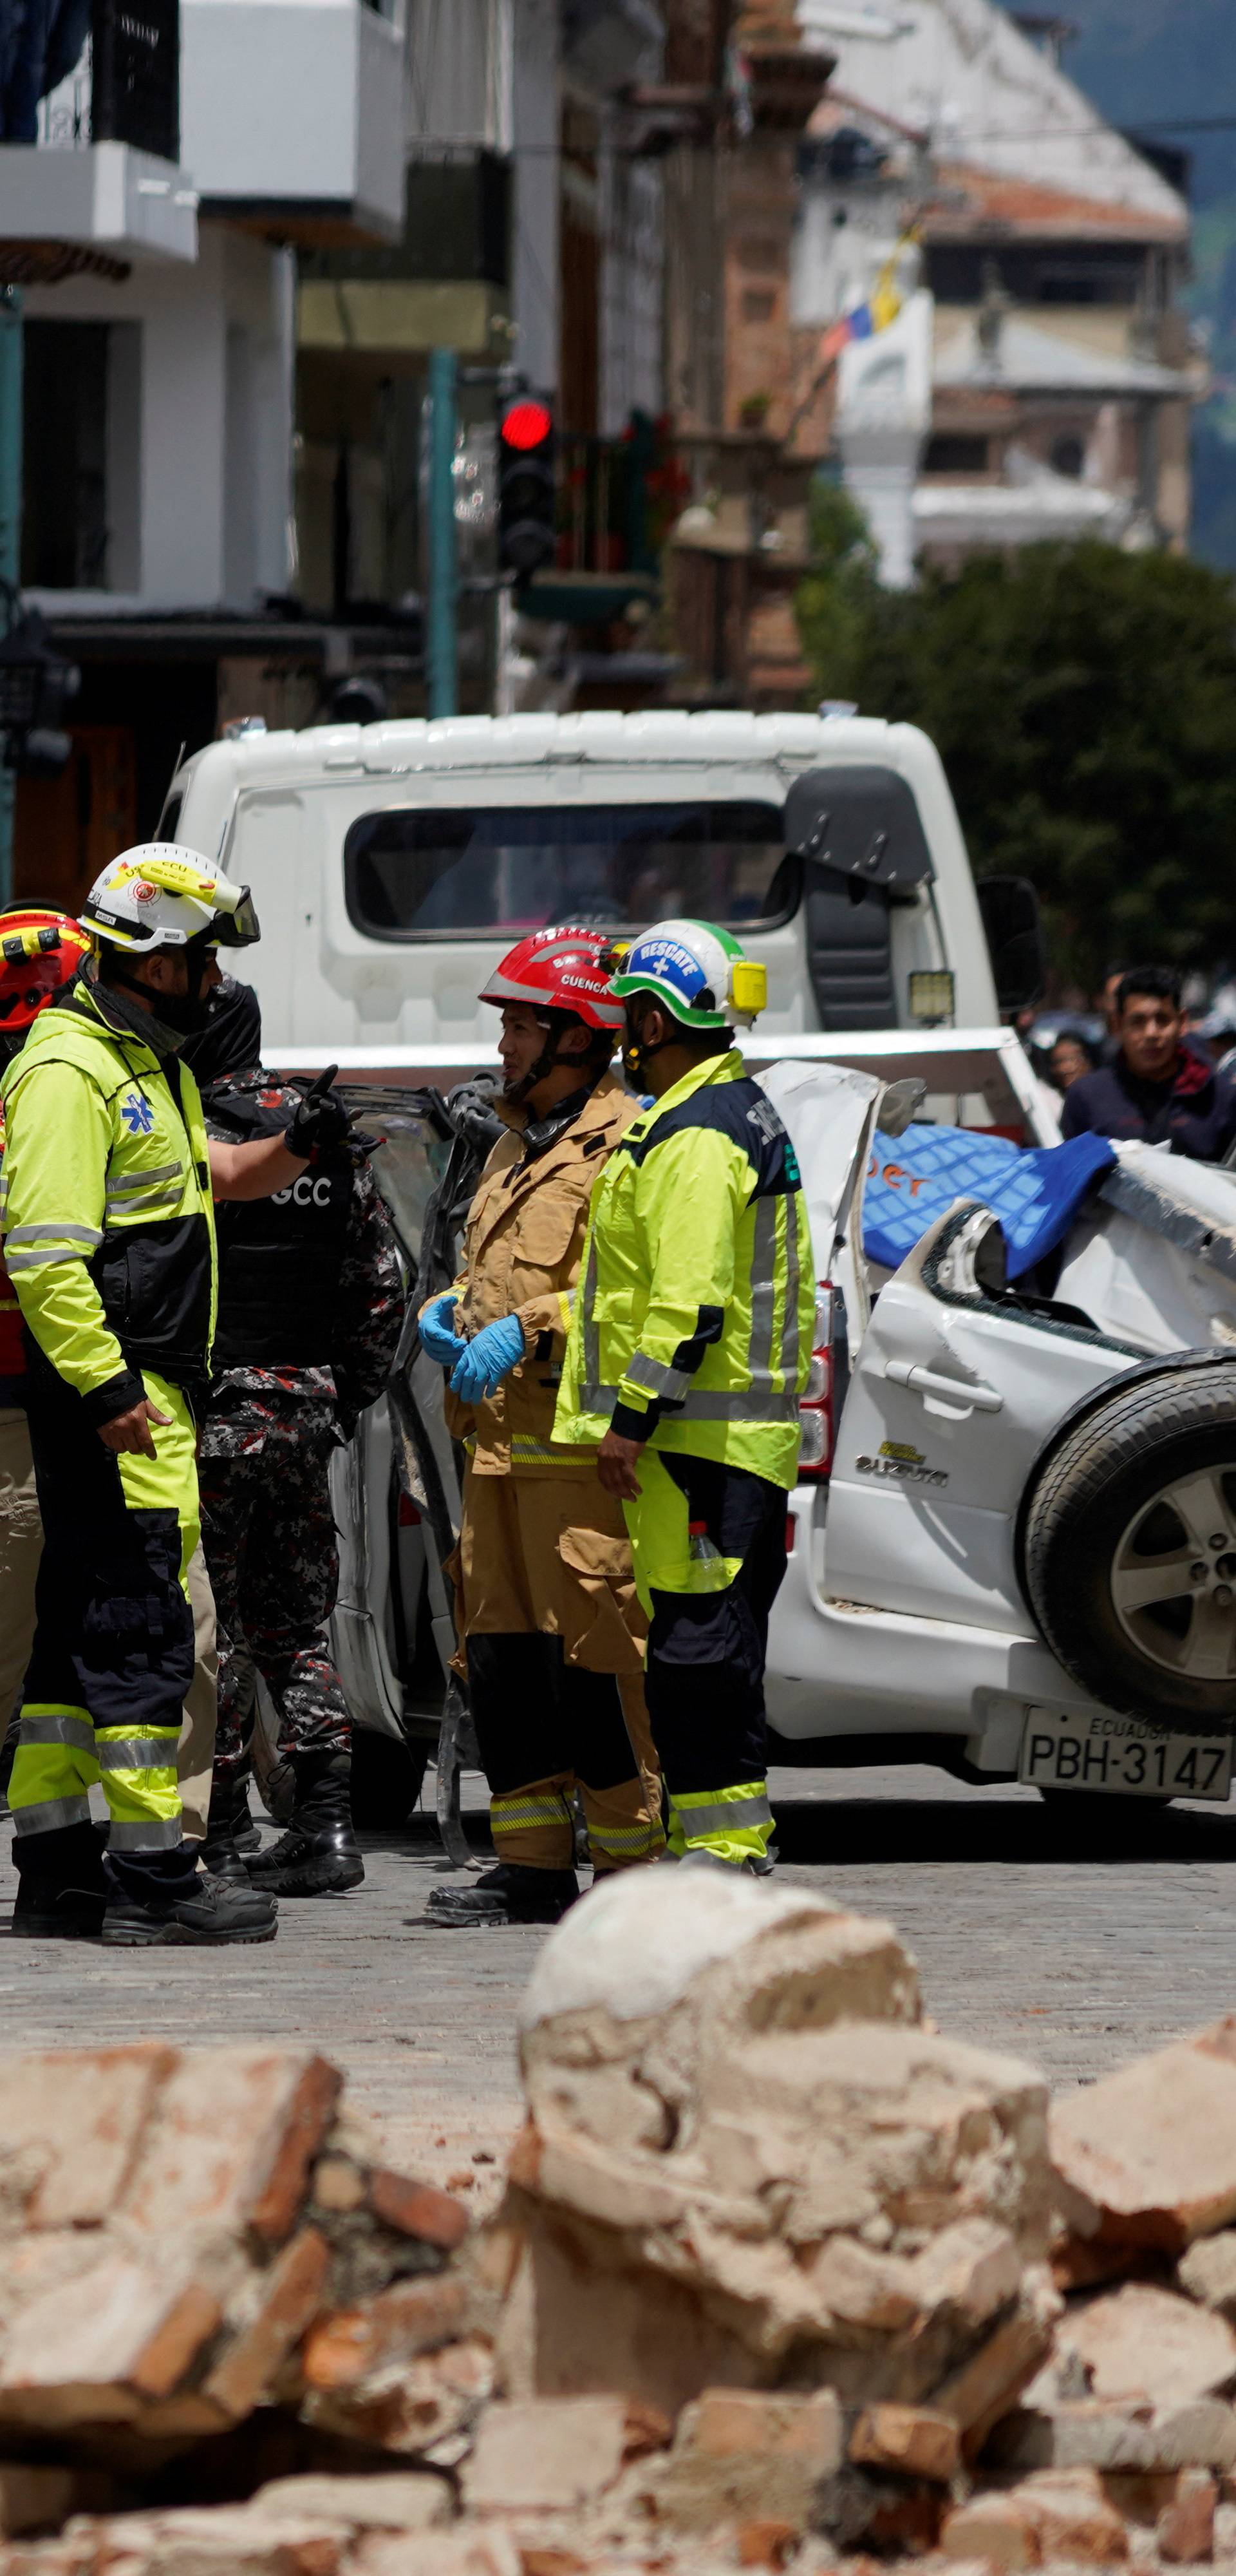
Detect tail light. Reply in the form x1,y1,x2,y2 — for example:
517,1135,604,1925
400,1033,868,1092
798,1281,849,1481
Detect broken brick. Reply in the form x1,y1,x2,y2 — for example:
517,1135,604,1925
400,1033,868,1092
0,2259,221,2428
0,2048,176,2234
202,2228,331,2422
119,2052,341,2249
463,2397,632,2512
850,2403,962,2484
1159,2467,1218,2564
367,2170,470,2251
301,2275,471,2391
1051,2022,1236,2257
1063,2284,1236,2412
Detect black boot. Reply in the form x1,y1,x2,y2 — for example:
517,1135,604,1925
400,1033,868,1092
11,1821,108,1940
426,1862,578,1927
247,1751,364,1897
201,1770,261,1882
102,1870,278,1947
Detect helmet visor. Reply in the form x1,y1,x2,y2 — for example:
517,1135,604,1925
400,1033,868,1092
213,885,261,947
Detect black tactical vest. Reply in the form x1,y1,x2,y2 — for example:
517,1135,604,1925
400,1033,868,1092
206,1077,353,1369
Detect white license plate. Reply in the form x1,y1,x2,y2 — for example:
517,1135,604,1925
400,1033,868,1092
1019,1708,1232,1803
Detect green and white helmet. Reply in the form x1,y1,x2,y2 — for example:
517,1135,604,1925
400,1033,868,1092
606,918,767,1029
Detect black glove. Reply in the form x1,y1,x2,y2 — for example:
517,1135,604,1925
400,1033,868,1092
287,1066,353,1162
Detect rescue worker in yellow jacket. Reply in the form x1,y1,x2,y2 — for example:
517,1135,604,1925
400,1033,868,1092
420,927,664,1927
554,921,814,1875
0,846,351,1946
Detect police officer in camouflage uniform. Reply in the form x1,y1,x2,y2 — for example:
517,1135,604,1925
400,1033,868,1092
184,979,406,1897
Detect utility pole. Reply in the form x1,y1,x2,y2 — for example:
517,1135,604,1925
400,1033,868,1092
426,345,458,720
0,287,23,905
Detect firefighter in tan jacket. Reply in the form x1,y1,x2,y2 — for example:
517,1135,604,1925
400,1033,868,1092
420,928,664,1926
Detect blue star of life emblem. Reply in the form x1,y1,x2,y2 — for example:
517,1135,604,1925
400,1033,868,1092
120,1092,155,1136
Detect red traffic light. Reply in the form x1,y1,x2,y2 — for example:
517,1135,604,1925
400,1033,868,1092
501,397,552,452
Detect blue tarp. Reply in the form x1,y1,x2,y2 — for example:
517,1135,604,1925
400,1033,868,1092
863,1122,1116,1280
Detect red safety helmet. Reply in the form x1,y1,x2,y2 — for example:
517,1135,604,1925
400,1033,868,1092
0,907,91,1030
478,926,626,1031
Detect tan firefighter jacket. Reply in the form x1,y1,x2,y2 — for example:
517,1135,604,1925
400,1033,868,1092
425,1070,638,1475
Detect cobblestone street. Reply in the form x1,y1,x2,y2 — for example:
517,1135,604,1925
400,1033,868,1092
4,1763,1236,2202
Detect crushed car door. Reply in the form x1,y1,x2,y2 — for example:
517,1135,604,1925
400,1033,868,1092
823,1198,1141,1634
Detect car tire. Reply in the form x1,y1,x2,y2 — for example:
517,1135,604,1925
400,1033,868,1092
1023,1362,1236,1728
350,1728,430,1828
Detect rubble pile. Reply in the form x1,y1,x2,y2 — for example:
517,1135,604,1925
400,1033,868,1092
3,1876,1236,2572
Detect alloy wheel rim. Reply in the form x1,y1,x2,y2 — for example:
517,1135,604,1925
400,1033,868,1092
1110,1464,1236,1681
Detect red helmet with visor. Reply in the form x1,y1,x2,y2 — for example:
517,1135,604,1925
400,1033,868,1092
478,926,626,1031
0,908,90,1032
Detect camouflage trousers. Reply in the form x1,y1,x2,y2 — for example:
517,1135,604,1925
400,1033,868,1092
198,1438,350,1786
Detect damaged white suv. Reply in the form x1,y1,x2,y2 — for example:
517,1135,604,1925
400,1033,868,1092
321,1030,1236,1831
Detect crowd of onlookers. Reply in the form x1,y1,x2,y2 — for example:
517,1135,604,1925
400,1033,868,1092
1018,965,1236,1164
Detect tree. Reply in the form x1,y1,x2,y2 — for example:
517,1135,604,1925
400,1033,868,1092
796,524,1236,994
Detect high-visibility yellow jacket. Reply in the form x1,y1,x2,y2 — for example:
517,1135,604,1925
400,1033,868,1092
553,1050,814,1489
0,982,216,1425
428,1070,639,1474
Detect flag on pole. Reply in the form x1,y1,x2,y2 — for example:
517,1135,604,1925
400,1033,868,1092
818,232,917,368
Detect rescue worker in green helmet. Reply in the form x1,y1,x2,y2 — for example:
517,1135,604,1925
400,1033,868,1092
553,920,814,1873
0,844,350,1946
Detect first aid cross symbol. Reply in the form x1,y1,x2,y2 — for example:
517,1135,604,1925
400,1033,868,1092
121,1093,155,1135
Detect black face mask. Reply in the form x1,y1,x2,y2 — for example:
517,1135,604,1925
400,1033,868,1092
180,974,263,1088
102,933,220,1042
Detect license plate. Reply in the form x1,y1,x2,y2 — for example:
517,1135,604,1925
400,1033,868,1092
1018,1708,1232,1803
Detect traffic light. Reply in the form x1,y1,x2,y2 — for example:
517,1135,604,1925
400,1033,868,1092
0,609,78,777
498,393,556,580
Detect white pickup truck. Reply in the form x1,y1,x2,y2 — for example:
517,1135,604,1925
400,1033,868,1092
301,1041,1236,1844
158,706,1043,1076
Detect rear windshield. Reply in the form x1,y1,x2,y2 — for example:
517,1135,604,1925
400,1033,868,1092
344,801,791,941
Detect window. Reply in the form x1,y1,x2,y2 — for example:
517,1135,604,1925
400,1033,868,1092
1050,433,1086,479
344,801,791,941
922,434,989,475
22,317,140,591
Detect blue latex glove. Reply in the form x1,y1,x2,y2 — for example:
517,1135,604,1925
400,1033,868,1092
450,1313,525,1403
419,1291,466,1367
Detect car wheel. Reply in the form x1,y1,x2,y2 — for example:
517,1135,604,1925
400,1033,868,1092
350,1728,430,1828
1023,1363,1236,1728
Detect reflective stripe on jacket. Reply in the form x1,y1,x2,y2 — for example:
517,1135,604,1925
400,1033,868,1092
426,1069,639,1475
0,1101,22,1401
553,1050,814,1489
0,983,216,1420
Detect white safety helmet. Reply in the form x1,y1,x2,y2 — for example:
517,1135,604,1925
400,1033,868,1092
80,845,260,953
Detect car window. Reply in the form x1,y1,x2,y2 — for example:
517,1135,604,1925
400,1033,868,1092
344,801,791,942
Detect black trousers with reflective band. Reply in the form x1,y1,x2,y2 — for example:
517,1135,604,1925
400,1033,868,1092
11,1360,198,1902
644,1455,788,1798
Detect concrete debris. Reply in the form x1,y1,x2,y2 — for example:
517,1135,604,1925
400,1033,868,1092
1052,2021,1236,2259
505,1868,1054,2416
5,1884,1236,2576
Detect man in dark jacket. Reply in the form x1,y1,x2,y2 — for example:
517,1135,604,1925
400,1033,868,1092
1060,966,1236,1164
183,980,406,1895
